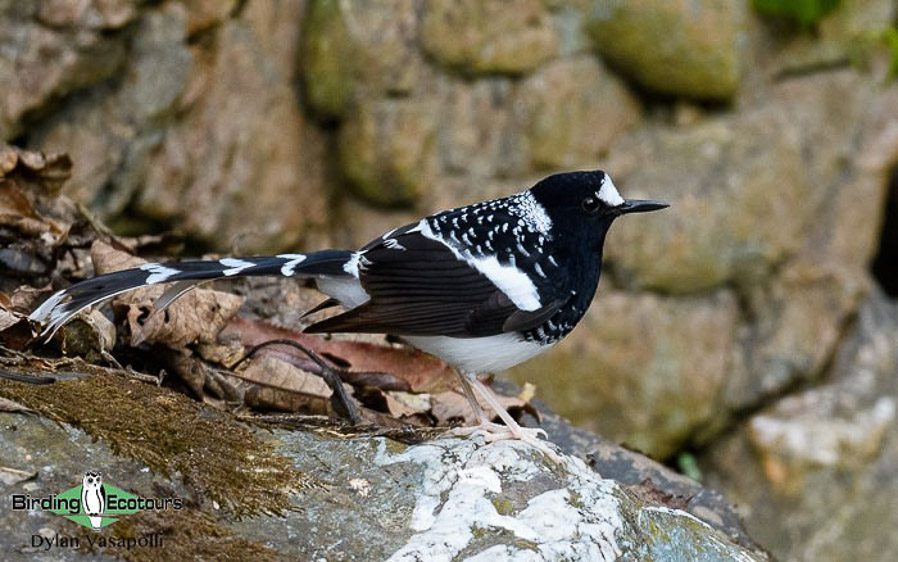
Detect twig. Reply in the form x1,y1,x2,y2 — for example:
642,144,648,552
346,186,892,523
234,339,362,425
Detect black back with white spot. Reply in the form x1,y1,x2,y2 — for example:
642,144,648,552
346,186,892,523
307,181,611,345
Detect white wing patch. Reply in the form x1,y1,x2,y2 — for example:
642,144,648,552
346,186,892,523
140,263,180,284
597,175,624,207
342,252,362,278
383,238,407,251
277,254,308,276
219,258,255,276
417,220,542,311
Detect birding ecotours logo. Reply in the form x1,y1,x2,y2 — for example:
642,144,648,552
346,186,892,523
10,471,183,531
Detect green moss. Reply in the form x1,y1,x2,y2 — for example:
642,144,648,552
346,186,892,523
492,497,515,515
0,367,316,518
586,2,742,101
300,0,355,119
567,490,584,509
98,509,281,562
883,27,898,81
753,0,841,27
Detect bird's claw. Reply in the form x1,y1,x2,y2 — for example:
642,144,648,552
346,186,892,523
450,421,560,461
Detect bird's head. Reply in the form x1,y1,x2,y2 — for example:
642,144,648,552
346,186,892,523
529,170,668,246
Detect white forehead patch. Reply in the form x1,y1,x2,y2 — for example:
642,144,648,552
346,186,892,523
597,175,625,207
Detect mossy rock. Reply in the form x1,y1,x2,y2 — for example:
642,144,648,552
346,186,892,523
419,0,559,75
587,0,745,100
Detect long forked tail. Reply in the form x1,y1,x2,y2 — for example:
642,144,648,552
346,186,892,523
30,250,355,338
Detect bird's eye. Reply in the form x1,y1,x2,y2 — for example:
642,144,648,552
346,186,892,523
581,196,601,214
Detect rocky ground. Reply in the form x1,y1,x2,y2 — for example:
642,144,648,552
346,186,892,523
0,373,771,561
3,1,898,560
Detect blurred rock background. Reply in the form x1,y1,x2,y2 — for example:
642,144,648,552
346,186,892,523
3,0,898,559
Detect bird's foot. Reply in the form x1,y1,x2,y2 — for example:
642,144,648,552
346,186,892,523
450,421,560,462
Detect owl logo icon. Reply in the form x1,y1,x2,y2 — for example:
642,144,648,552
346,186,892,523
80,471,106,532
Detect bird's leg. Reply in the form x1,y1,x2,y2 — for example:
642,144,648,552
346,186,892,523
451,371,548,445
455,370,491,425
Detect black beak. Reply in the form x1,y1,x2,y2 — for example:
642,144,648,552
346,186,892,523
617,199,669,215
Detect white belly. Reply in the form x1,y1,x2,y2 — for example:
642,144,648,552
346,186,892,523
403,333,552,374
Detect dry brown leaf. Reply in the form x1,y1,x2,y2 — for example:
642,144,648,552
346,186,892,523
91,241,244,348
0,181,50,235
8,286,46,312
0,146,78,291
221,318,457,393
384,391,432,419
196,340,245,367
113,232,186,258
0,145,73,196
240,356,331,396
0,154,70,239
0,308,21,332
163,348,211,399
0,301,37,350
0,396,35,415
429,381,539,427
237,356,331,414
220,318,540,427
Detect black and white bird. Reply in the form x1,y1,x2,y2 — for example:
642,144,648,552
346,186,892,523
31,170,667,445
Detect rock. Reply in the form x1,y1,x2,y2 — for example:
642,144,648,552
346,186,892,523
509,289,738,460
179,0,238,35
137,14,328,251
328,195,421,249
300,0,355,119
604,116,808,294
120,5,194,124
513,55,640,170
0,2,129,139
754,0,896,79
349,437,765,561
339,97,439,207
300,0,425,120
241,0,309,80
546,0,595,58
525,397,763,550
28,2,325,252
36,0,137,29
701,290,898,562
723,260,869,410
228,273,764,552
586,0,745,100
31,3,193,216
420,0,559,75
0,406,768,561
605,69,888,295
437,77,523,179
595,68,894,423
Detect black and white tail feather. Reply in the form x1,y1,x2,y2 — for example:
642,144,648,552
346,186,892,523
30,250,358,339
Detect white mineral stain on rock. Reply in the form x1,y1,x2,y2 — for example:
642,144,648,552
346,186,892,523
376,436,624,561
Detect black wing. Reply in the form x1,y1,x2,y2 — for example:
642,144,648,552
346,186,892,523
305,221,566,338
